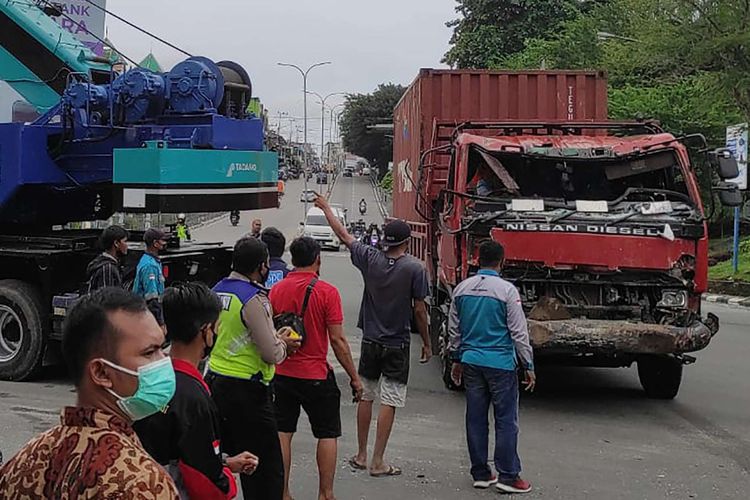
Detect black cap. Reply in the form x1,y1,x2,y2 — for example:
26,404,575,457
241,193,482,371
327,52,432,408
382,220,411,248
144,228,168,246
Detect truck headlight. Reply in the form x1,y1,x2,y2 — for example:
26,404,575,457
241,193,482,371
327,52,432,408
657,290,688,308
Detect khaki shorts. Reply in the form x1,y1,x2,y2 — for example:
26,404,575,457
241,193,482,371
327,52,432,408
361,376,408,408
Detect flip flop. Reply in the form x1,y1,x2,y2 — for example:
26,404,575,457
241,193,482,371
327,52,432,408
348,457,367,470
370,465,402,477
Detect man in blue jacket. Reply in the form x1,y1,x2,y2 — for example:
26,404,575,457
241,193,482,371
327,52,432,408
133,228,168,324
448,241,535,494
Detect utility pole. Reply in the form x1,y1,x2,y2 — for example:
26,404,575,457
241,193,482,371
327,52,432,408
306,91,346,170
277,62,331,215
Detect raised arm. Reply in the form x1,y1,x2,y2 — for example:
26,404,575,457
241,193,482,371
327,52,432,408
314,194,356,248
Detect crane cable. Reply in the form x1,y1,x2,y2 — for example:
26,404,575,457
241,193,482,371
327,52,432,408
36,0,142,69
82,0,193,58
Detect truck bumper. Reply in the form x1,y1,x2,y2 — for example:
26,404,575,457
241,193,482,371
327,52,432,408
529,314,719,355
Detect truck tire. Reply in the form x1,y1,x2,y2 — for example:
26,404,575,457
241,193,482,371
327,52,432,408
0,280,46,381
637,355,682,399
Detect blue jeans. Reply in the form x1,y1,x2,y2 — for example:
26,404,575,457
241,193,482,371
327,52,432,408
463,363,521,482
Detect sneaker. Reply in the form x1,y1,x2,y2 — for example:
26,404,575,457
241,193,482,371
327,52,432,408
496,477,532,494
473,475,498,489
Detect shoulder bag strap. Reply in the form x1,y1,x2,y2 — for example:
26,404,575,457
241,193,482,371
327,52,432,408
300,278,319,317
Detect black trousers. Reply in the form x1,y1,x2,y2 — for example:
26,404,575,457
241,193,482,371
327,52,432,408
206,373,284,500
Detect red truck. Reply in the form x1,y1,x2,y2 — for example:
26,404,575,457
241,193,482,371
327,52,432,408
392,69,741,399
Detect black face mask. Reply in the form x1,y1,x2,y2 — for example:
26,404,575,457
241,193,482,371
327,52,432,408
203,328,215,359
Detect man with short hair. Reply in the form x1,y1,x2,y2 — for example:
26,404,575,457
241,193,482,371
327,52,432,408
448,241,535,494
135,282,259,499
270,236,363,500
86,225,129,293
207,237,300,500
261,227,291,288
315,194,431,478
247,218,263,239
133,227,168,323
0,288,179,498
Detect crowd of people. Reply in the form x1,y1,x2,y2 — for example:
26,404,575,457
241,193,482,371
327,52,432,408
0,193,536,498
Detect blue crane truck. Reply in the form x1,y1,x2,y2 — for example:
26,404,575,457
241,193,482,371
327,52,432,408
0,1,278,380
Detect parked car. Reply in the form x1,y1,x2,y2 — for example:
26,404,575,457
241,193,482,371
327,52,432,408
316,172,328,184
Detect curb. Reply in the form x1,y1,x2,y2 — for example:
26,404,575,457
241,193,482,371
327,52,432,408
370,176,389,218
703,293,750,308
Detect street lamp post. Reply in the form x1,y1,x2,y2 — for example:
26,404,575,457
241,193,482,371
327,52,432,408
306,91,346,170
277,61,331,214
329,103,344,163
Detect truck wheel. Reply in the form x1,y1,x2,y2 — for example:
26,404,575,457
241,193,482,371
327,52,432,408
0,280,46,381
637,355,682,399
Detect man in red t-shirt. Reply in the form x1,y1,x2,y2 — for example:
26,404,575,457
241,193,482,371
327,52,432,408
269,236,363,500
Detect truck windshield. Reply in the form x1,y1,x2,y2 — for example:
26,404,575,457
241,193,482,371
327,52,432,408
468,148,691,203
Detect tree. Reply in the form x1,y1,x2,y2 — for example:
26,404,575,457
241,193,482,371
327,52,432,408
443,0,597,68
340,84,406,176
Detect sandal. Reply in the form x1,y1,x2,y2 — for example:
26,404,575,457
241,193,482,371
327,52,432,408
370,465,402,477
348,456,367,470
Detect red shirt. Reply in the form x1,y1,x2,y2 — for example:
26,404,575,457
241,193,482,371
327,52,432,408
270,271,344,380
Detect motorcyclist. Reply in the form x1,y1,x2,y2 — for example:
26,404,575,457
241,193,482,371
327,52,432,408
359,198,367,215
175,214,191,241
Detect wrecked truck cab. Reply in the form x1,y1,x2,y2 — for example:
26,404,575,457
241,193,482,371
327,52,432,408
392,70,727,400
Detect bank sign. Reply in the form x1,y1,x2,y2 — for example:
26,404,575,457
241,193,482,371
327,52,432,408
54,1,107,56
726,123,748,190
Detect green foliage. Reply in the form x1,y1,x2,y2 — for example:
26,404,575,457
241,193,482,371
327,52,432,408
709,248,750,281
443,0,589,68
379,171,393,194
340,84,406,171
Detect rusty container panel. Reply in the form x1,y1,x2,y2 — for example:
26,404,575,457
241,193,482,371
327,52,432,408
392,69,609,223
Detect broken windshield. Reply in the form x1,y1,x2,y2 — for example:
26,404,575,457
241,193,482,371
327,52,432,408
466,147,692,205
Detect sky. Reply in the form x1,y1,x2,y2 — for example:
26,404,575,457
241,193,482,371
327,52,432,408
105,0,458,148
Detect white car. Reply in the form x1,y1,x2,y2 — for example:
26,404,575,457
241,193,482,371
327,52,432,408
300,189,317,202
362,167,371,176
300,207,346,250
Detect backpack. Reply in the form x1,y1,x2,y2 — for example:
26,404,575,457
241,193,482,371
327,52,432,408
273,278,318,344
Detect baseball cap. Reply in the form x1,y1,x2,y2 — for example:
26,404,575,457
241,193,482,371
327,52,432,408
382,220,411,248
144,228,168,246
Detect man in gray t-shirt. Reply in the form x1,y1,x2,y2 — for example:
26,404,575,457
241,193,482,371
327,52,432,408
315,194,431,478
350,240,430,347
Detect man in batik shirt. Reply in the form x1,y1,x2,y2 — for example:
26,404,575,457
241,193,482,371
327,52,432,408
0,288,178,499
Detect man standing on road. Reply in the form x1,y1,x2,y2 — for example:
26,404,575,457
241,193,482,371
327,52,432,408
133,228,168,324
135,282,258,499
85,225,129,293
0,288,178,498
448,241,535,494
270,236,364,500
247,218,263,239
261,227,291,288
315,194,432,478
206,237,300,500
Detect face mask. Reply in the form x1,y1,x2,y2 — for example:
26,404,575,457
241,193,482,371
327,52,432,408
101,357,176,421
202,327,215,359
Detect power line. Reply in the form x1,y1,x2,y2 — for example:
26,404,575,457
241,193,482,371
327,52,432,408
82,0,192,58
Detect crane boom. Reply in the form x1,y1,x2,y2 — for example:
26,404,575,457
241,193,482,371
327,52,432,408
0,0,111,112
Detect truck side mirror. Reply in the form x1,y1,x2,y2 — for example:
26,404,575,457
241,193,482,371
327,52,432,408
715,182,744,207
709,149,740,179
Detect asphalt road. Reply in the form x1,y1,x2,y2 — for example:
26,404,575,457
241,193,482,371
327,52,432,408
0,175,748,499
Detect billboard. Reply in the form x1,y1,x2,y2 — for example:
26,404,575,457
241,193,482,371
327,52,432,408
726,123,748,190
54,0,107,55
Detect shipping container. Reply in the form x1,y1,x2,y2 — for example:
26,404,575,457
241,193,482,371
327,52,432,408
392,69,609,222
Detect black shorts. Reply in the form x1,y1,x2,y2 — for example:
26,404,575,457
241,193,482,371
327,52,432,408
358,338,410,385
274,371,342,439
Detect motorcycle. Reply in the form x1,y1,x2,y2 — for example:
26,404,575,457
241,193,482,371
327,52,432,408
230,210,240,226
277,192,284,208
359,201,367,216
369,232,380,248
